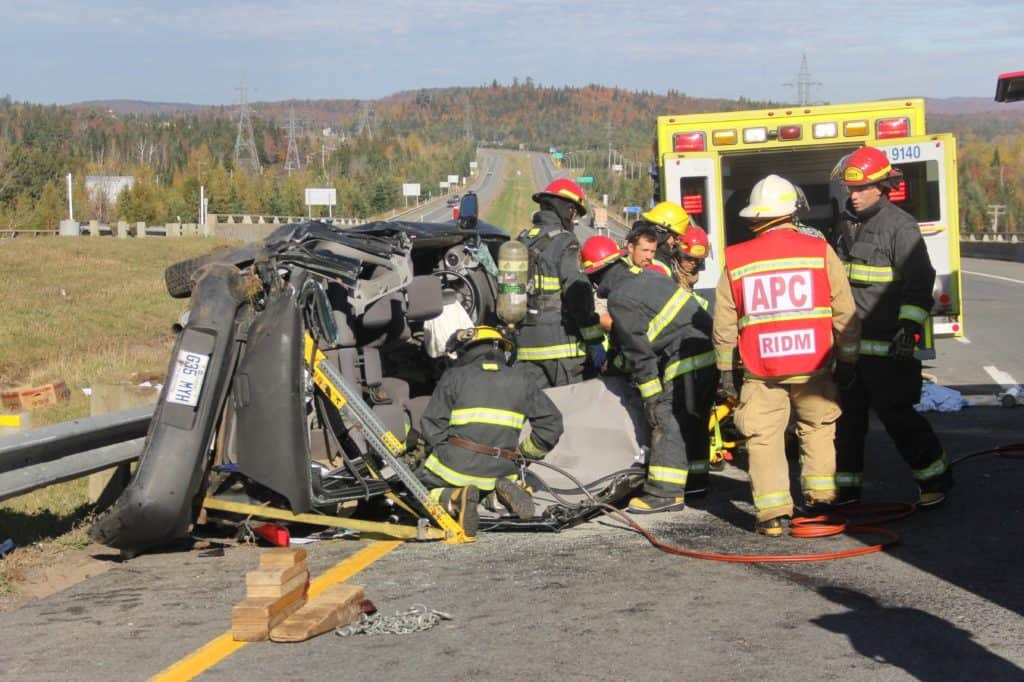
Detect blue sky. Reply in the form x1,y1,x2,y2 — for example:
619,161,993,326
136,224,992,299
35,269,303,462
2,0,1019,105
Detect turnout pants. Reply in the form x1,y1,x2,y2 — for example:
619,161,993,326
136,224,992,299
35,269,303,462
835,355,948,495
644,365,717,497
733,374,840,522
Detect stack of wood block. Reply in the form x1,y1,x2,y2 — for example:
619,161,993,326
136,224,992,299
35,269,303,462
231,548,310,641
231,547,368,643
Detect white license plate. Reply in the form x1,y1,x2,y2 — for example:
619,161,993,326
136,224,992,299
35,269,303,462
167,350,210,407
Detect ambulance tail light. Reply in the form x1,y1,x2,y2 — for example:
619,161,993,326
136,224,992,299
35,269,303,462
876,117,910,139
889,180,907,203
682,194,704,215
778,125,802,141
673,132,706,152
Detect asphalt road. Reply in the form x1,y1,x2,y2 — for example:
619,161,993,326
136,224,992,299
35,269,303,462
3,186,1024,679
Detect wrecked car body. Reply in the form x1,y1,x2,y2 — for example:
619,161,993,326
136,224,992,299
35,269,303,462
91,195,645,555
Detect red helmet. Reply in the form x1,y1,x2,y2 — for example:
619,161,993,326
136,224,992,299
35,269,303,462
645,262,671,275
580,235,621,274
678,226,710,259
532,178,587,216
839,146,902,188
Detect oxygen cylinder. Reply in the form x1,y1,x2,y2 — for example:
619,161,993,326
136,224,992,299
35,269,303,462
496,240,529,325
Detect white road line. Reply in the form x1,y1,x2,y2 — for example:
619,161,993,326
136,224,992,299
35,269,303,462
955,336,971,344
984,365,1019,388
963,269,1024,285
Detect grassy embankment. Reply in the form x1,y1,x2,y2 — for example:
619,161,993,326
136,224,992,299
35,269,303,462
0,236,234,594
480,153,536,238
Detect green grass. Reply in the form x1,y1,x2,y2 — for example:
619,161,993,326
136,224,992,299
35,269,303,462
0,236,236,594
481,153,536,237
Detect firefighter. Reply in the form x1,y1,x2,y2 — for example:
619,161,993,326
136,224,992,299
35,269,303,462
583,232,645,333
831,147,953,508
517,178,605,388
713,174,861,536
675,225,711,305
639,200,693,277
417,326,564,536
593,250,717,511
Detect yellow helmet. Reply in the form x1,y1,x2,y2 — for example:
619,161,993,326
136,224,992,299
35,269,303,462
641,201,690,236
445,325,515,355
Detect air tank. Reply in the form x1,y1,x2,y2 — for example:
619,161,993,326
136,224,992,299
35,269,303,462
496,240,529,325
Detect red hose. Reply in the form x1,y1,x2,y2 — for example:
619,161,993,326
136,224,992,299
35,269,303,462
602,501,914,564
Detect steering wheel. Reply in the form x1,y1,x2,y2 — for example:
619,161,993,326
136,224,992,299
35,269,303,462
432,269,480,322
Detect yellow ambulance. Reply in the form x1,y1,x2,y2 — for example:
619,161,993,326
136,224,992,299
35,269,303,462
654,98,964,341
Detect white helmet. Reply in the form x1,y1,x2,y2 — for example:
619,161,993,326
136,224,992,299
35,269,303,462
738,174,808,220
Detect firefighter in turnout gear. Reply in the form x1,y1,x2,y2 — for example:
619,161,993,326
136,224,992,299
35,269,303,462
417,326,564,536
640,200,692,277
596,251,718,512
517,178,605,387
675,225,711,307
713,175,860,536
583,232,645,332
831,146,953,508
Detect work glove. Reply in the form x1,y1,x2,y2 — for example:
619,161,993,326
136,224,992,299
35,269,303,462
889,320,922,358
834,361,857,390
643,394,661,430
587,344,607,371
718,370,740,402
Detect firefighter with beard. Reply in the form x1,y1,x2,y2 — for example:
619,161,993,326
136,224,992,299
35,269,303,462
589,246,717,511
713,174,860,536
831,146,952,508
418,326,564,537
517,179,605,387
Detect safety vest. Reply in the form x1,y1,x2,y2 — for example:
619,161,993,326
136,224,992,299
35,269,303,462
725,229,834,378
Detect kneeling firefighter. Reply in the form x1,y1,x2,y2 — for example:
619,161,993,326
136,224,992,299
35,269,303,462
589,246,718,512
713,175,861,536
417,326,565,536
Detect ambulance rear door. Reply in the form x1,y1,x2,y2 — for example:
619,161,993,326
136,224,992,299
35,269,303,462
661,152,723,297
871,133,963,337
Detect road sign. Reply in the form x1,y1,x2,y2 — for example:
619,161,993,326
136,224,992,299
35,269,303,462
553,152,564,159
549,147,557,153
401,183,420,197
624,206,643,213
577,176,594,184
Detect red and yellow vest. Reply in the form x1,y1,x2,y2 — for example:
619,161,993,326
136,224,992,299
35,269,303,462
724,229,834,378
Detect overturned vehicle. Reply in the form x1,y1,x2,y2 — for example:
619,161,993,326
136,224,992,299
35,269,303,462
91,194,649,556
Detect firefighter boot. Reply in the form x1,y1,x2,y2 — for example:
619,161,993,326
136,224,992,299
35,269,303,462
440,486,480,537
494,478,534,520
627,492,686,514
918,469,954,510
755,516,787,537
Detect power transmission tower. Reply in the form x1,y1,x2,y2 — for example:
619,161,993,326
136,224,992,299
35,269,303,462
355,102,377,140
234,76,262,172
461,91,474,144
783,53,823,106
284,107,301,175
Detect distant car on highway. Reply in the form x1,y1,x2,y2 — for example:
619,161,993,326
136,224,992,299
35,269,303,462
446,193,460,207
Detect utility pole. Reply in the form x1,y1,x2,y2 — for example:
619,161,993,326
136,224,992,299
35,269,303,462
233,76,262,173
460,91,474,144
782,52,822,106
988,204,1007,232
284,107,302,175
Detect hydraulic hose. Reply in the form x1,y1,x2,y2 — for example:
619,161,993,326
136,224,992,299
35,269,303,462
525,443,1024,564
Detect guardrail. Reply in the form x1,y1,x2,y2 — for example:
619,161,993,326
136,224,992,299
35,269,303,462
0,405,152,503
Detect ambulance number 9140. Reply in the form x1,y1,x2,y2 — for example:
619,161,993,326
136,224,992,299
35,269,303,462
885,145,922,162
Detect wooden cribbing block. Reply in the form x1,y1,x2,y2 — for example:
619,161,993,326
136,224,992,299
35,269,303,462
269,583,366,643
246,561,308,590
231,580,309,641
248,572,309,599
259,548,307,569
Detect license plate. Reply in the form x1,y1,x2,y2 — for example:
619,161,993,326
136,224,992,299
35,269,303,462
167,350,210,407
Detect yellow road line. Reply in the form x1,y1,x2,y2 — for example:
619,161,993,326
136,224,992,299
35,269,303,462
149,540,402,682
